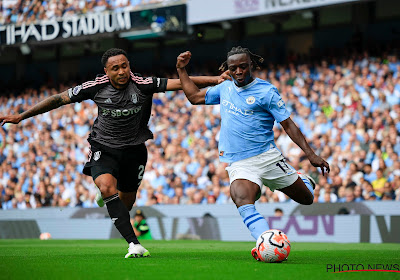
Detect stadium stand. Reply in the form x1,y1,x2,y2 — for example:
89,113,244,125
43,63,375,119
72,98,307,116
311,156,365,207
0,0,180,26
0,49,399,209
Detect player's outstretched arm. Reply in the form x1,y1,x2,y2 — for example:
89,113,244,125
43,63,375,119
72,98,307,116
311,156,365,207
176,51,209,105
0,90,72,126
280,117,330,176
168,51,231,92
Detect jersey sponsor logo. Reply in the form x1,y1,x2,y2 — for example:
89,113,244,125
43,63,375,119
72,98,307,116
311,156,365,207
221,99,254,116
277,99,285,108
157,78,161,87
131,93,138,104
93,151,101,161
101,106,142,117
105,98,112,104
246,96,255,104
111,218,118,223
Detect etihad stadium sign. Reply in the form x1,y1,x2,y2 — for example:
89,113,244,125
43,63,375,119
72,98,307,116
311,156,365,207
188,0,363,25
0,11,132,45
0,4,186,46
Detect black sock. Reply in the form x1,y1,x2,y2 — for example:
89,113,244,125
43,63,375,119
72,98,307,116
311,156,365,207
104,193,139,245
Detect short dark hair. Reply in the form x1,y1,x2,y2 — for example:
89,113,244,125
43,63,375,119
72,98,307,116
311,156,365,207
101,48,128,67
219,46,264,71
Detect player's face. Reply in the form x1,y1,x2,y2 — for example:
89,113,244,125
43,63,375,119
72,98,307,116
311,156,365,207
104,54,131,89
227,53,253,87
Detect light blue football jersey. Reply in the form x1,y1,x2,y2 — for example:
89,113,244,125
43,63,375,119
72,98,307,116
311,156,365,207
205,78,290,163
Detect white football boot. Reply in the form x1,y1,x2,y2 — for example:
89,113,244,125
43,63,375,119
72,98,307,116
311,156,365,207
125,243,150,258
95,186,104,207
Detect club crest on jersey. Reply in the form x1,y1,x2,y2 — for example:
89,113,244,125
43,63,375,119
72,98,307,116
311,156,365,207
93,151,101,161
131,93,138,104
246,96,255,104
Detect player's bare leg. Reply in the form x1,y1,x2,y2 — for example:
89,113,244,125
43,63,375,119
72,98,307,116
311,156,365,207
279,177,314,205
95,174,149,258
230,179,260,207
231,179,269,260
118,191,137,211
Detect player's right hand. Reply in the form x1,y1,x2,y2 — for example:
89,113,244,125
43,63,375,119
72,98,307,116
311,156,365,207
176,51,191,69
0,114,22,126
308,154,330,176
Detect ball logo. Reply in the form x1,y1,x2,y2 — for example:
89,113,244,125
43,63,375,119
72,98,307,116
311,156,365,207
131,93,138,104
93,151,101,161
246,96,255,104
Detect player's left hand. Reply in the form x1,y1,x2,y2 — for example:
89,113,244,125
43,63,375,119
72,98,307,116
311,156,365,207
308,154,330,176
218,70,232,84
176,51,191,69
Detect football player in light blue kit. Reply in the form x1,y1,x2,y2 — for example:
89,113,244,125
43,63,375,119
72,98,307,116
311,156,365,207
176,47,330,261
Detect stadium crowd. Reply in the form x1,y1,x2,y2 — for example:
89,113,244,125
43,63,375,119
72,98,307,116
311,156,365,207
0,0,180,26
0,50,400,210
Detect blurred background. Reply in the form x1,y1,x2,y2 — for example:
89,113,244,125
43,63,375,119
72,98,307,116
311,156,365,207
0,0,399,243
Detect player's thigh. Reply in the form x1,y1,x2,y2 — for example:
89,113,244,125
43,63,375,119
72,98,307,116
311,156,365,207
230,179,261,206
118,143,148,192
279,177,313,205
226,163,263,203
83,143,120,194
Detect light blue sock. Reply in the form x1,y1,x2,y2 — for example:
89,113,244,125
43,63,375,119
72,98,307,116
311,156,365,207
238,204,269,240
300,176,314,198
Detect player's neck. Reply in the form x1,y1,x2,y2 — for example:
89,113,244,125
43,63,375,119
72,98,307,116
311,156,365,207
234,76,254,87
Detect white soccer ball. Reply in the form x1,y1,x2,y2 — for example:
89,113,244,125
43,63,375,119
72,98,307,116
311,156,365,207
256,229,291,263
40,232,52,240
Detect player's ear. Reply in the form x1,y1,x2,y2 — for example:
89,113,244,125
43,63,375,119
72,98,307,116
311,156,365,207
104,67,108,75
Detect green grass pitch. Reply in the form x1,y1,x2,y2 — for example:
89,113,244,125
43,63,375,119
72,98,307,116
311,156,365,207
0,240,399,280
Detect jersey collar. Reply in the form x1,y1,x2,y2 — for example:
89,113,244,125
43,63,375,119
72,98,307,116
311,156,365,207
233,78,258,92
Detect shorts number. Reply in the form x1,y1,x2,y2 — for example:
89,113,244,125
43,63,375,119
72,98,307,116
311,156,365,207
138,165,145,186
276,159,290,174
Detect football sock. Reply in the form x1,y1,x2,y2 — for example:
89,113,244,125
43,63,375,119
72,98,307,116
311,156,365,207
238,204,269,240
104,193,139,245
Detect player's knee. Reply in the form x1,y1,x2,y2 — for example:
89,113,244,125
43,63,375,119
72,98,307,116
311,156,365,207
232,192,256,206
303,194,314,205
98,182,117,197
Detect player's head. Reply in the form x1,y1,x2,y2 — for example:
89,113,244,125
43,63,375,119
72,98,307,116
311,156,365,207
102,48,130,89
219,46,264,87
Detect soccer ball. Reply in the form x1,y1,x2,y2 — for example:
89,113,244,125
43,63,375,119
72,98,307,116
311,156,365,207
39,232,52,240
256,229,291,263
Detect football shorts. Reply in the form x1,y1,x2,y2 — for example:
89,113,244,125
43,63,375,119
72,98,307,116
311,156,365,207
83,140,147,192
225,148,298,191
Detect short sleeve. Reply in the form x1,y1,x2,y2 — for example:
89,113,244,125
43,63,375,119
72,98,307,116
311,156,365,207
68,75,108,103
266,87,290,123
68,85,96,103
131,73,167,94
205,85,221,105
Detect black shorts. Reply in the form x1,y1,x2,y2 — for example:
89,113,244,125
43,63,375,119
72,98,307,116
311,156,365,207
83,141,147,193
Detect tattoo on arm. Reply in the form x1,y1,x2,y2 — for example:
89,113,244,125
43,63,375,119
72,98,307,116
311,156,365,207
20,91,71,120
